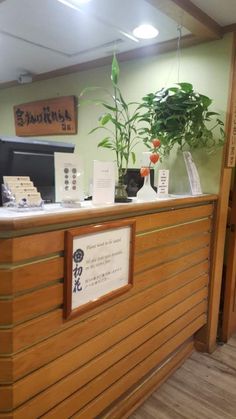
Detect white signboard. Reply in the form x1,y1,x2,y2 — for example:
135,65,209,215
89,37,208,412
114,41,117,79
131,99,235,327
64,221,135,319
157,169,169,196
92,160,115,204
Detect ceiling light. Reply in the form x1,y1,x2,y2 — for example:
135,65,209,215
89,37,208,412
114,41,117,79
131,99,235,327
132,24,159,40
57,0,91,9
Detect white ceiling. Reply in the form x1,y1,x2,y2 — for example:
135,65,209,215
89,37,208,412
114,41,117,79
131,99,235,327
0,0,190,84
0,0,235,86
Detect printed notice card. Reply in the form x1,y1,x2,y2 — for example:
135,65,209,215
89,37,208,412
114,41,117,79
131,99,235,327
64,220,135,319
92,161,115,204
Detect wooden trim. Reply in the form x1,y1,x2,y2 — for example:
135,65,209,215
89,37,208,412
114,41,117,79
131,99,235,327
222,172,236,340
225,32,236,168
64,220,136,320
146,0,222,39
223,24,236,34
195,32,236,353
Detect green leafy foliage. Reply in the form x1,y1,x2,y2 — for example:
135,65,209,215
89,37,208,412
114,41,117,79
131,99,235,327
80,54,143,177
140,82,225,157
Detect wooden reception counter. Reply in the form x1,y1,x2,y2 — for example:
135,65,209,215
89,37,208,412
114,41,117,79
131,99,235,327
0,195,217,418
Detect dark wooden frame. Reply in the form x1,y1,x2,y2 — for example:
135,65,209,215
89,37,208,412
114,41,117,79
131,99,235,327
64,219,136,320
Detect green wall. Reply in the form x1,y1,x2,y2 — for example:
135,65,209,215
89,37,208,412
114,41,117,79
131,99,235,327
0,33,233,195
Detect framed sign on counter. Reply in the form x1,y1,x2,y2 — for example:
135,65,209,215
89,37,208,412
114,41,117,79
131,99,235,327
64,220,135,320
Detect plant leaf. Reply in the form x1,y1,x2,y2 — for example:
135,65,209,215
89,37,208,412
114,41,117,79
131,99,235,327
111,54,120,86
99,113,112,125
131,152,136,164
97,138,112,148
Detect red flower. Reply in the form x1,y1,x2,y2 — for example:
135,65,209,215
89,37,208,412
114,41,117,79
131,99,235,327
140,167,150,177
152,139,161,148
149,153,160,164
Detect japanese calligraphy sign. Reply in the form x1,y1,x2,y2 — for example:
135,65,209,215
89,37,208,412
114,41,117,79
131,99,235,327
13,96,77,136
227,101,236,168
64,220,135,320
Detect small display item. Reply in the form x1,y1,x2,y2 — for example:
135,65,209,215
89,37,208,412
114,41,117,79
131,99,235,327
2,176,43,208
157,170,169,196
54,153,84,204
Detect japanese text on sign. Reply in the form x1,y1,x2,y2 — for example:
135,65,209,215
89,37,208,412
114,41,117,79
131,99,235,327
71,227,131,310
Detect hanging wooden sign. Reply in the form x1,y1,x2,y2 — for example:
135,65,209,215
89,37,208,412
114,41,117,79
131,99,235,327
64,220,135,320
227,101,236,168
13,96,77,136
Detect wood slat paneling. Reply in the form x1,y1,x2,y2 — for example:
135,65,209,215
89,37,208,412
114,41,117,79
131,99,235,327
0,284,63,326
44,317,206,418
101,340,194,419
136,204,213,233
0,231,64,264
0,341,193,419
135,249,209,285
134,233,210,273
0,275,207,384
135,218,211,252
8,308,206,418
0,291,207,411
0,258,64,296
0,254,209,355
0,201,215,418
14,276,208,382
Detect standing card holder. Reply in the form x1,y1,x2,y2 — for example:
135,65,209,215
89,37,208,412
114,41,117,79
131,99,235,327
2,176,44,211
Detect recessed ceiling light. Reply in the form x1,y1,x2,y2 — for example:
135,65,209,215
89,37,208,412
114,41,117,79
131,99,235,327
132,24,159,40
57,0,91,9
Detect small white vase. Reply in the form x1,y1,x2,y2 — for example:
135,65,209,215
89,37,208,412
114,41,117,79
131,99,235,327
137,173,157,201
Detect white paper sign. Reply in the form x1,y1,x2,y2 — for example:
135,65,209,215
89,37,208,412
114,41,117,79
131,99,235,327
92,161,115,204
183,151,202,195
157,169,169,196
71,226,131,310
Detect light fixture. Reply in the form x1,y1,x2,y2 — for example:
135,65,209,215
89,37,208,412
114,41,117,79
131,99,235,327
57,0,91,10
132,24,159,40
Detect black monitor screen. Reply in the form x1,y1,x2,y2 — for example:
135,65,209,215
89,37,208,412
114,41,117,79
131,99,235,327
124,168,156,197
0,136,75,205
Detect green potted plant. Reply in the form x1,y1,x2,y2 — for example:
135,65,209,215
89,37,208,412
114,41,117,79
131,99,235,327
139,82,225,157
81,55,143,202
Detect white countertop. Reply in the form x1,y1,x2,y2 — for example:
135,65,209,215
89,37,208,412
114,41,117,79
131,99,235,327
0,195,196,220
